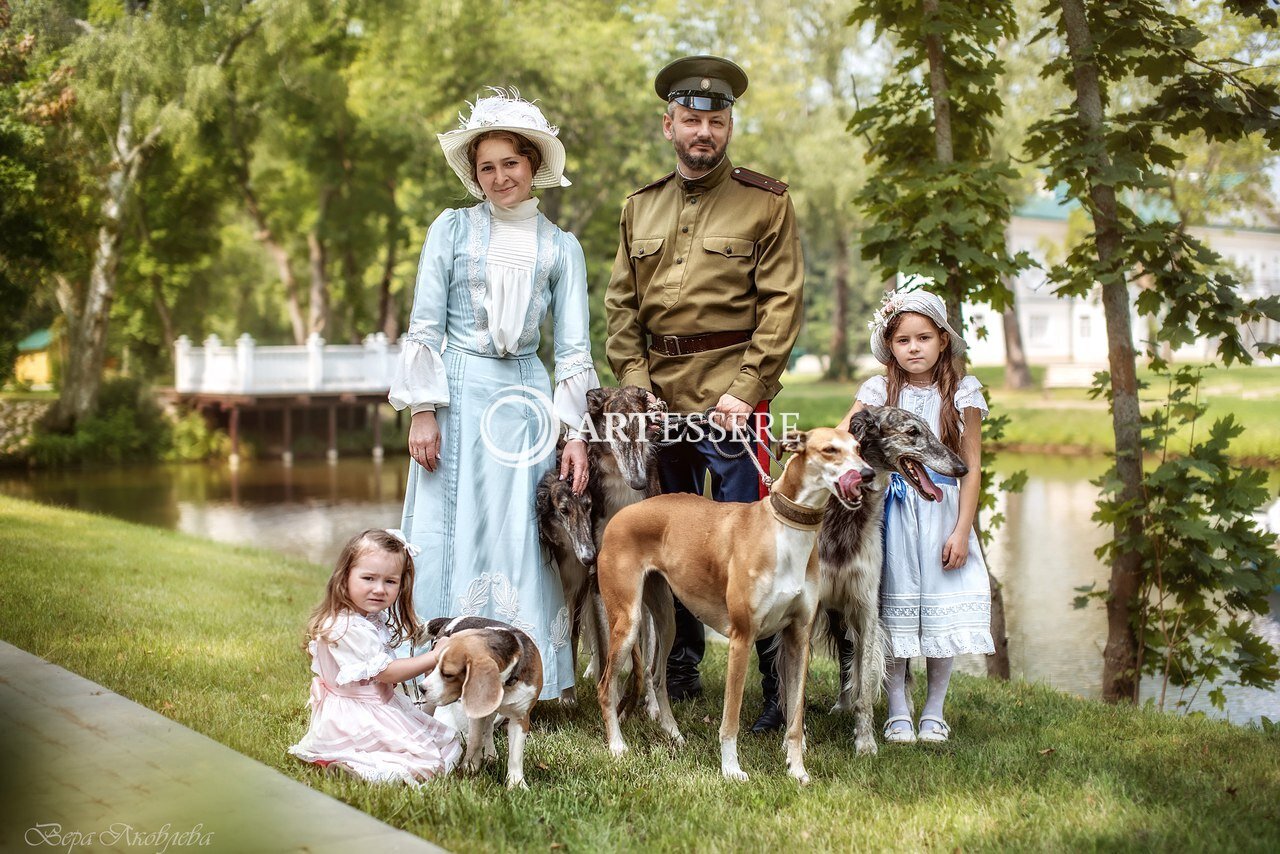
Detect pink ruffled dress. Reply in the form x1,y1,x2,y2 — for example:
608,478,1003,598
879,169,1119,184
288,610,462,784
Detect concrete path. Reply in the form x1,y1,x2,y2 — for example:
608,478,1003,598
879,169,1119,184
0,642,444,853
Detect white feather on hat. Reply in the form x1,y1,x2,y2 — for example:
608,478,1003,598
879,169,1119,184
437,88,571,200
868,288,967,365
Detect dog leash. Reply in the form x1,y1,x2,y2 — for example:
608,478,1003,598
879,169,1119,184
652,409,779,489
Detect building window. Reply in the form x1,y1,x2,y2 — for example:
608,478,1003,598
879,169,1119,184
1029,314,1049,340
1079,315,1091,338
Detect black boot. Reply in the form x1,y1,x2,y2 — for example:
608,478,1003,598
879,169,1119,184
750,693,785,734
666,597,706,702
750,635,785,734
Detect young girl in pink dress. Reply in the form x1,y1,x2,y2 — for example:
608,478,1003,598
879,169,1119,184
289,529,462,784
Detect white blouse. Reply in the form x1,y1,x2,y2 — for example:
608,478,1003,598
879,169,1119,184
854,374,989,436
387,198,598,437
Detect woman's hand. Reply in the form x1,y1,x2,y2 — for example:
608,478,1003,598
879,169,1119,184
941,528,969,570
409,411,442,472
560,438,589,495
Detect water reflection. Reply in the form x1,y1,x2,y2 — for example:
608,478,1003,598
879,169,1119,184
2,453,1277,723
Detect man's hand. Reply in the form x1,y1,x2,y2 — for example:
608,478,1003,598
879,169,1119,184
711,393,753,431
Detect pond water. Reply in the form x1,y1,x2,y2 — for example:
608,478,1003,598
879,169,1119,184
2,453,1277,724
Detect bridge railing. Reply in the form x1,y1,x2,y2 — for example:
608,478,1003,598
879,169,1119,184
173,332,401,394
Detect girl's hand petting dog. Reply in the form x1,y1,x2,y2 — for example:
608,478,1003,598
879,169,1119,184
409,411,442,472
941,529,969,570
560,438,589,495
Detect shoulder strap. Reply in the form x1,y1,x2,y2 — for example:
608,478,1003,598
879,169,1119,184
628,171,675,198
730,166,788,195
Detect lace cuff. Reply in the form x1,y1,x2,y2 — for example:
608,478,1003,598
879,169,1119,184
389,339,449,413
954,375,989,420
855,375,888,407
554,366,599,439
555,351,595,384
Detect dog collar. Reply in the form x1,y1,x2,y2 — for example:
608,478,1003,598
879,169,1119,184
768,491,825,530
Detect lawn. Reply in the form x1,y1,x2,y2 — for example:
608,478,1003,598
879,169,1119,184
3,495,1279,852
775,363,1280,464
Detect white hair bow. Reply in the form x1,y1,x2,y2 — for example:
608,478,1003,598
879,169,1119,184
384,528,422,558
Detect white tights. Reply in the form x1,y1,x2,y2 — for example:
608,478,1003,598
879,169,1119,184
886,656,954,732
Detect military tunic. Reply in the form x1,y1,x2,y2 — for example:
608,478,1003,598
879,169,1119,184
604,157,804,413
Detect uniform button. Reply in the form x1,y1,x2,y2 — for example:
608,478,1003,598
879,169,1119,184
689,197,697,205
676,258,683,264
726,245,732,253
682,226,689,233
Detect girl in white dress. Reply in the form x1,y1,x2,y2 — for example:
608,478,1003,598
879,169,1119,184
289,529,462,783
839,290,995,744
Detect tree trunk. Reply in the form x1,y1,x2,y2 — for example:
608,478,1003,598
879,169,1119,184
924,0,1011,680
824,228,851,381
46,85,139,429
1060,0,1145,704
378,178,400,341
307,187,335,337
1001,287,1034,389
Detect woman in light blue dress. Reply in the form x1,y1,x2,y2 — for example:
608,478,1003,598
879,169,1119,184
389,90,599,699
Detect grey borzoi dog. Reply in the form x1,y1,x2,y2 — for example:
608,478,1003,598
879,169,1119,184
818,404,968,755
536,386,666,710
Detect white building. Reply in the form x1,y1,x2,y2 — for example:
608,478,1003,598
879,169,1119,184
964,194,1280,368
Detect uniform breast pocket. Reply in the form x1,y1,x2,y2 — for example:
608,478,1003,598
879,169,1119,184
629,237,665,278
702,237,756,289
702,237,755,263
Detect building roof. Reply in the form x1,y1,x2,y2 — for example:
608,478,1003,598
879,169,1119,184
17,328,51,353
1014,185,1280,235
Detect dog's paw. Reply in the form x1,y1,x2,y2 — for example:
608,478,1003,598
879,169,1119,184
791,769,811,786
506,776,528,791
608,739,629,758
854,734,878,757
721,767,749,782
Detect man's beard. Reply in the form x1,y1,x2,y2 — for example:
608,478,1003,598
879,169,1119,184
675,136,727,172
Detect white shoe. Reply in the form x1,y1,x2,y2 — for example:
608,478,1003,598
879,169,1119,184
882,715,916,744
917,715,951,743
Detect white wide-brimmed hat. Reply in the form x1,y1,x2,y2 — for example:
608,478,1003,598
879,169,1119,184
437,88,571,200
868,288,967,365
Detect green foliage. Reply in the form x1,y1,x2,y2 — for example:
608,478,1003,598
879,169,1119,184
1026,0,1280,363
25,376,227,466
849,0,1030,314
164,409,231,463
1077,366,1280,711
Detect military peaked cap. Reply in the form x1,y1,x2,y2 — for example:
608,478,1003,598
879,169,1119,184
654,55,748,111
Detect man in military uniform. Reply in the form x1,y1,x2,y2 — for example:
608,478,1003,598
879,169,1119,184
604,55,804,734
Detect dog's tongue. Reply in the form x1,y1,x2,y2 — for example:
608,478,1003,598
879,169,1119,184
838,469,863,500
916,465,944,502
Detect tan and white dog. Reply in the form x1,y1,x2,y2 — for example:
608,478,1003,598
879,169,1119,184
594,427,874,783
420,616,543,789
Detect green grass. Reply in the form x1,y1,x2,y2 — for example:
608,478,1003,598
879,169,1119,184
3,495,1280,851
776,364,1280,463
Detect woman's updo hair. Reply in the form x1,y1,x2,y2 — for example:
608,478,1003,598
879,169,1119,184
467,130,543,184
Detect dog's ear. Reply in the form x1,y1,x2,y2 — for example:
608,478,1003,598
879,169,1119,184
424,616,450,640
586,387,609,420
848,408,876,442
781,431,808,454
460,655,505,718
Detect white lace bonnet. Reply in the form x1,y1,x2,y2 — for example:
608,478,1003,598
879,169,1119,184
868,288,967,365
437,88,571,200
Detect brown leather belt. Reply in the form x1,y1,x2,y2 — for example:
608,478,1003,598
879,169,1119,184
648,329,752,357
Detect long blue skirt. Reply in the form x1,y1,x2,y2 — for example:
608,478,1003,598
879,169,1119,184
401,348,572,699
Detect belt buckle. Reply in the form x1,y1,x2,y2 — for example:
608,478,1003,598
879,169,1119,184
662,335,682,356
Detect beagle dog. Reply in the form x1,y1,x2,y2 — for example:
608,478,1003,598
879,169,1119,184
421,616,543,789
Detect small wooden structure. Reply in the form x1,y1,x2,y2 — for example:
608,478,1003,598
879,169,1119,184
164,332,401,466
